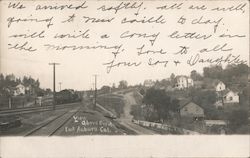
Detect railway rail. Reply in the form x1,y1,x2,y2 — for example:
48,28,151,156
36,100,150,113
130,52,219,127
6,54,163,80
25,107,81,136
0,102,80,117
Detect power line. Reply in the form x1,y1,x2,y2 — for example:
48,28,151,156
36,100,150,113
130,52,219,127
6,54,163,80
49,62,60,110
93,74,98,110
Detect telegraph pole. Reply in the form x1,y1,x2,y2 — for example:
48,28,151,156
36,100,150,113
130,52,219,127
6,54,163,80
59,82,62,91
93,74,98,110
49,63,60,110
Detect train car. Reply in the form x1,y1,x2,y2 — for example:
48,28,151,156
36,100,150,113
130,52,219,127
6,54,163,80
55,89,80,104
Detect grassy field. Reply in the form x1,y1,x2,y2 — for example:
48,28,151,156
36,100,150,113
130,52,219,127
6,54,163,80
133,91,143,105
0,95,37,110
97,94,125,118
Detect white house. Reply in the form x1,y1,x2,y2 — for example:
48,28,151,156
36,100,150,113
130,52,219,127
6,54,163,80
203,79,226,91
175,76,194,90
215,81,226,92
143,79,155,88
13,84,26,96
214,89,240,108
223,90,239,104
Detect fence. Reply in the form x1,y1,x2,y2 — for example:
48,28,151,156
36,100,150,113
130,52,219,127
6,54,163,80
0,95,53,110
132,119,200,135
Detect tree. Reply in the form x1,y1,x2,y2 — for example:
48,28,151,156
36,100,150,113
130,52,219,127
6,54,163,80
203,65,223,79
45,88,52,94
22,76,30,87
239,85,249,109
190,70,202,81
161,79,171,86
100,85,111,94
142,88,179,122
170,73,175,80
130,104,144,120
118,80,128,89
170,73,175,87
227,109,248,133
0,74,42,97
0,74,4,90
5,74,17,87
139,89,145,96
203,64,248,88
141,104,159,122
188,88,217,107
170,98,180,112
112,83,116,89
222,64,248,87
36,88,45,96
203,105,222,120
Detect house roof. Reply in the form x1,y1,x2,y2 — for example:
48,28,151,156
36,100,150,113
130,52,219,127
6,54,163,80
227,84,241,93
175,75,190,80
178,99,203,109
179,99,191,109
218,89,230,96
225,90,239,96
16,84,25,88
176,75,187,78
213,79,222,86
203,78,225,89
218,89,238,97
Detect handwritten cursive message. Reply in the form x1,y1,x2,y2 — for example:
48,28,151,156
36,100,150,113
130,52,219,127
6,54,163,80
1,1,249,74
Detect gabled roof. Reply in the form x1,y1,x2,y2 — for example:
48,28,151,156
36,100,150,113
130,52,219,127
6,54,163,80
175,75,189,80
218,89,239,97
203,78,225,89
213,79,222,86
224,90,239,96
218,89,230,96
179,98,191,109
178,98,203,109
176,75,187,78
227,85,241,93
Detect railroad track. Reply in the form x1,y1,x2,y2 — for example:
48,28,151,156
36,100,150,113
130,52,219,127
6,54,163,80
0,102,80,116
25,107,81,136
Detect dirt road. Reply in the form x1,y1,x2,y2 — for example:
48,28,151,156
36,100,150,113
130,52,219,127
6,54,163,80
118,92,156,135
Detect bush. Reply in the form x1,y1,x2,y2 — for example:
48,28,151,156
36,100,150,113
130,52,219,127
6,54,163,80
235,125,250,134
227,109,248,133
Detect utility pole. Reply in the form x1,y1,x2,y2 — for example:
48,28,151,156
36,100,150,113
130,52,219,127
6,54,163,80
59,82,62,91
93,74,98,110
49,63,60,110
91,83,94,103
92,83,95,91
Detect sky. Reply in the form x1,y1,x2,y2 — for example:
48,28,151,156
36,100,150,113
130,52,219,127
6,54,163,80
0,0,249,91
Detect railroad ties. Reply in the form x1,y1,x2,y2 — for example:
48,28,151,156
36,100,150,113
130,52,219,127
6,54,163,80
24,107,81,136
